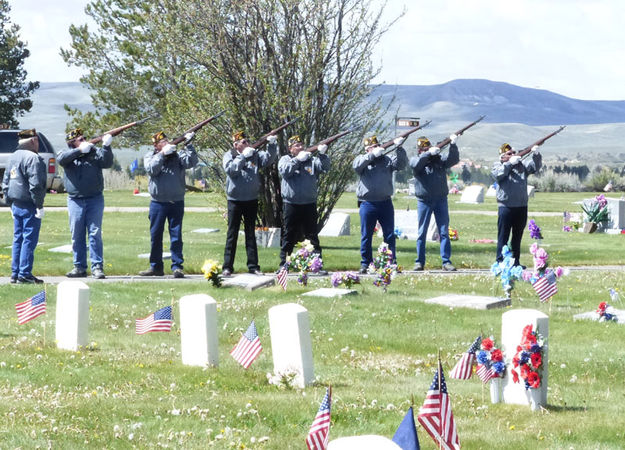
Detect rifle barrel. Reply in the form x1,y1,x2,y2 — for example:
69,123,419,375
170,110,225,145
306,129,353,153
519,126,566,159
251,117,298,149
88,116,154,144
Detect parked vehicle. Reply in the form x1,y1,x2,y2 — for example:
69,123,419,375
0,129,63,205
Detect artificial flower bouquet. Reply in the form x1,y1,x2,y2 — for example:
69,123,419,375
511,324,545,390
201,259,222,287
528,219,543,240
596,301,618,322
286,239,323,286
449,227,459,241
330,271,360,289
581,194,609,224
491,245,524,297
476,337,506,381
367,242,400,292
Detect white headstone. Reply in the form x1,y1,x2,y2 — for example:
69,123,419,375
574,308,625,324
49,244,73,253
139,252,171,259
319,213,351,236
222,273,276,291
606,198,625,231
408,177,416,196
459,185,484,204
486,185,497,197
302,288,357,298
328,436,401,450
255,227,281,248
527,185,535,198
425,294,511,310
268,303,314,388
56,281,90,351
191,228,220,233
179,294,219,367
393,210,438,241
501,309,549,410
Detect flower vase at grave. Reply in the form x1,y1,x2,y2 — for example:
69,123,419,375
490,377,502,404
582,222,597,233
529,386,542,411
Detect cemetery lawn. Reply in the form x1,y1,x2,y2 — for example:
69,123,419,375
1,272,624,448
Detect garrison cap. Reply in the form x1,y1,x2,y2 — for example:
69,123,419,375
417,136,431,148
232,130,247,142
152,131,167,144
499,143,512,154
18,128,37,139
364,135,378,147
66,128,83,141
288,135,301,147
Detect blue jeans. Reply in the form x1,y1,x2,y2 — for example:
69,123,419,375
359,199,396,266
149,200,184,271
416,197,452,265
68,194,105,271
11,203,42,278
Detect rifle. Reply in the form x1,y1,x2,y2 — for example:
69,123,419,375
306,129,353,153
170,110,226,145
250,117,299,149
89,115,154,145
519,126,566,159
434,115,485,150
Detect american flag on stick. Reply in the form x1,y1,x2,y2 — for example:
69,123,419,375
276,265,288,291
449,336,481,380
532,271,558,302
136,306,173,334
306,387,332,450
418,360,460,450
15,290,46,325
476,363,496,384
230,320,262,369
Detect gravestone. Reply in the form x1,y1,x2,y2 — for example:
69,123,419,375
179,294,219,367
255,227,280,248
459,185,484,204
268,303,314,388
425,294,511,310
191,228,220,233
302,287,357,298
49,244,73,253
606,198,625,232
328,436,401,450
222,273,275,291
408,177,416,196
527,185,536,198
573,308,625,324
139,252,171,259
501,309,549,410
319,213,351,237
56,281,90,351
486,185,497,197
393,210,438,241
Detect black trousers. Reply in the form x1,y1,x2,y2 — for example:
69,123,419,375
279,202,321,266
223,199,259,272
496,205,528,266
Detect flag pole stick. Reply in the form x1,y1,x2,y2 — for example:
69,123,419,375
438,350,443,450
43,283,47,347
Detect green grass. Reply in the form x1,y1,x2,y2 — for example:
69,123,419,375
1,273,624,448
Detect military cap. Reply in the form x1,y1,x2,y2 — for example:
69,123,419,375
417,136,431,148
232,130,247,142
152,131,167,144
65,128,83,141
18,128,37,139
288,135,301,147
499,143,512,154
363,135,378,147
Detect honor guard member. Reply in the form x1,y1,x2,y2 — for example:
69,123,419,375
492,143,542,267
409,134,460,271
139,131,198,278
57,128,114,279
277,135,330,271
1,129,47,284
221,131,278,277
353,135,408,273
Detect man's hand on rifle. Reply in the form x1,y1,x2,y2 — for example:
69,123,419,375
296,151,311,161
184,132,195,144
429,146,440,156
531,145,539,153
509,155,521,165
267,135,278,145
102,134,113,147
163,144,176,155
372,146,384,158
242,147,255,158
79,142,94,153
449,134,458,145
317,144,328,154
394,137,406,147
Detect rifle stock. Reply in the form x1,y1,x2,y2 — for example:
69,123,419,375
435,115,485,149
250,118,299,149
89,115,154,145
518,126,566,158
170,110,225,145
306,129,353,153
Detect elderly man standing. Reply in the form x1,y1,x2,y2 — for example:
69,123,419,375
57,128,114,279
1,129,47,284
277,135,330,271
353,135,407,273
139,131,198,278
221,131,278,277
410,134,459,271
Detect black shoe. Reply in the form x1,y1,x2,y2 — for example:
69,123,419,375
249,269,263,276
10,275,18,284
66,267,87,278
413,262,424,271
18,275,44,284
316,269,329,276
442,263,457,271
173,269,185,278
139,268,164,276
222,269,232,277
92,267,106,279
359,265,368,274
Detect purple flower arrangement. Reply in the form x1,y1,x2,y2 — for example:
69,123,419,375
368,242,399,292
330,271,360,289
528,219,543,240
287,240,323,286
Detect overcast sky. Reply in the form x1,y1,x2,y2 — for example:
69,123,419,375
8,0,625,100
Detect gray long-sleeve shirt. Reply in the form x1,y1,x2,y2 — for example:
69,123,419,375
144,144,199,202
278,153,330,204
353,147,408,202
57,144,113,198
491,151,542,207
1,148,47,208
409,143,459,201
223,143,277,201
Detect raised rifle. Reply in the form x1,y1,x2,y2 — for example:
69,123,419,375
89,115,154,145
250,117,299,149
170,110,226,146
519,126,566,160
433,115,485,150
306,129,353,153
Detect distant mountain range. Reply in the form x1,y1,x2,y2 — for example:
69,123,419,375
17,80,625,164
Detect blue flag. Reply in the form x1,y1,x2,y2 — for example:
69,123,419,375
130,158,138,173
392,406,420,450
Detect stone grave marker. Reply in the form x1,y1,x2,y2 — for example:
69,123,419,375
191,228,220,233
56,281,90,351
459,185,484,204
425,294,511,310
268,303,314,388
319,212,351,236
328,436,401,449
501,309,549,410
408,177,416,196
222,273,275,291
255,227,281,248
606,197,625,232
527,184,536,198
393,210,438,241
179,294,219,367
139,252,171,259
49,244,73,253
573,308,625,324
302,287,357,298
486,184,497,197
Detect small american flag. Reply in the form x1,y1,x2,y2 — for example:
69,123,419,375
230,320,262,369
532,271,558,302
306,388,331,450
15,290,46,325
276,265,288,291
476,363,496,383
449,336,481,380
136,306,173,334
418,361,460,450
